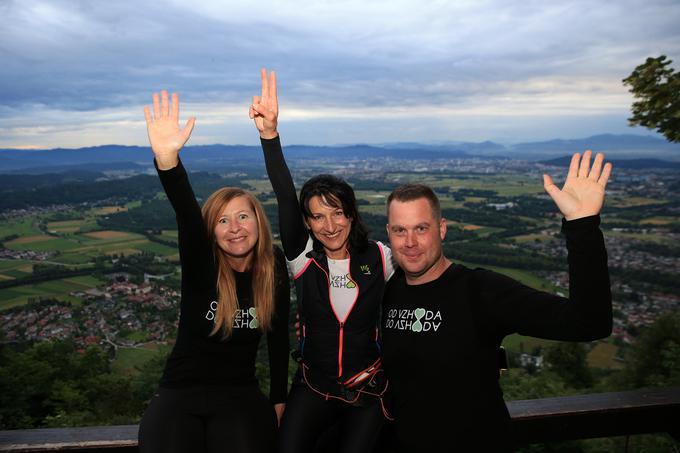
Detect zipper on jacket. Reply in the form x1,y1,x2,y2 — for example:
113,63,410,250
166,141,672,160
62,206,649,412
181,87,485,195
312,252,360,380
338,322,344,378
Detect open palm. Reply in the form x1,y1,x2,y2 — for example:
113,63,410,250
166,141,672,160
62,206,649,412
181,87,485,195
143,90,195,169
543,151,613,221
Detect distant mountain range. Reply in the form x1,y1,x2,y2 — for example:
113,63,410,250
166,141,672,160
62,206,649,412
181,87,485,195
539,156,680,170
1,134,679,174
376,134,680,159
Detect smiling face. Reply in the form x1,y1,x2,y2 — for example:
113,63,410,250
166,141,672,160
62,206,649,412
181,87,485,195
213,195,259,270
305,195,353,259
387,197,448,285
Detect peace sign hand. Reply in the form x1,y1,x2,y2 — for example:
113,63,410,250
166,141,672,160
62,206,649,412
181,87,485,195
543,151,613,221
143,90,195,170
249,68,279,139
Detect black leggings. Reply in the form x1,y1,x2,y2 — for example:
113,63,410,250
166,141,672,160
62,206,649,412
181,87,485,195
138,384,277,453
279,382,386,453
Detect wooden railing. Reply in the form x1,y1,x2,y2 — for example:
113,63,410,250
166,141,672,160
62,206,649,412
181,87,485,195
1,387,678,452
508,386,680,445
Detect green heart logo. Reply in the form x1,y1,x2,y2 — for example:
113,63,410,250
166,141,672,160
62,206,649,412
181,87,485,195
412,307,426,333
248,307,259,329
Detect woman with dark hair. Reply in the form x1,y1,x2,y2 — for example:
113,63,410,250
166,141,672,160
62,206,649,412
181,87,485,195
138,90,290,453
250,70,395,453
299,173,371,253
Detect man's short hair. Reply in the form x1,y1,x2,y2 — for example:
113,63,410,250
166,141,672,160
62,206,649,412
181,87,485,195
387,183,442,220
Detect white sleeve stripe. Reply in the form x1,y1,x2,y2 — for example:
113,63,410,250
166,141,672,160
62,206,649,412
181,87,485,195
287,236,315,277
377,241,396,281
378,242,387,279
293,259,313,280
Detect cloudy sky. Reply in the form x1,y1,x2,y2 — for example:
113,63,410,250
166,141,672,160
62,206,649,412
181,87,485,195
1,0,679,149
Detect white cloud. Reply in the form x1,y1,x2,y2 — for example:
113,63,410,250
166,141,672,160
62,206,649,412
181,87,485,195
1,0,679,147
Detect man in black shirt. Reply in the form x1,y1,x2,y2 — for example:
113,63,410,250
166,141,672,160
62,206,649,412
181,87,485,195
381,151,613,452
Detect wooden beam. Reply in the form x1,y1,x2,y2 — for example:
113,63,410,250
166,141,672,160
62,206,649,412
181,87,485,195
1,387,678,451
507,387,680,444
0,425,138,452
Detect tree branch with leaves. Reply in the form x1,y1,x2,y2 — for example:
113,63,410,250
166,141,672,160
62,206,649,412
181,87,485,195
622,55,680,143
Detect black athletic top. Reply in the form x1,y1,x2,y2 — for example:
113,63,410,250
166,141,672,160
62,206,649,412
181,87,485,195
156,159,290,404
261,136,394,385
381,215,612,452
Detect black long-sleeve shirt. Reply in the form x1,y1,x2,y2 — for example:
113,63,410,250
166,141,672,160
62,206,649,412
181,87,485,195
381,215,612,451
260,135,309,260
156,159,290,403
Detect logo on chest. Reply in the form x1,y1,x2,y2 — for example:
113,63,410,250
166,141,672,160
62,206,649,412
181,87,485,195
384,307,443,333
330,273,356,289
205,301,259,329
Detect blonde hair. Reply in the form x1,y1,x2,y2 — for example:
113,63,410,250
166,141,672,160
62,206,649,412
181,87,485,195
201,188,275,338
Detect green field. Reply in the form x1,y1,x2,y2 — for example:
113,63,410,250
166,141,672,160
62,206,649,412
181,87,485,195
125,201,142,209
1,268,32,278
605,230,672,244
124,331,149,342
66,275,105,287
0,218,42,237
241,179,274,194
0,208,181,311
502,334,557,354
439,199,466,209
355,190,389,206
48,253,94,265
112,347,158,375
0,259,33,271
639,216,676,225
608,196,668,208
112,344,171,375
3,228,179,261
132,242,178,255
5,236,83,252
468,226,506,237
161,230,178,240
587,342,624,370
46,219,90,233
358,204,388,216
75,231,143,244
0,275,105,311
511,233,554,243
502,336,623,371
387,175,545,197
0,260,33,280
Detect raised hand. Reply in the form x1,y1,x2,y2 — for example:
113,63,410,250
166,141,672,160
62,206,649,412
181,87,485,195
143,90,196,170
543,151,613,221
249,68,278,139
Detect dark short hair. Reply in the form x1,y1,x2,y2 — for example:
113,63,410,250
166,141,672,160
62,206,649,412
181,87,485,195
299,174,369,252
387,183,441,220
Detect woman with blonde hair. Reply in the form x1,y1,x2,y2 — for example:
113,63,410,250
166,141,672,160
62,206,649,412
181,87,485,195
138,90,290,453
